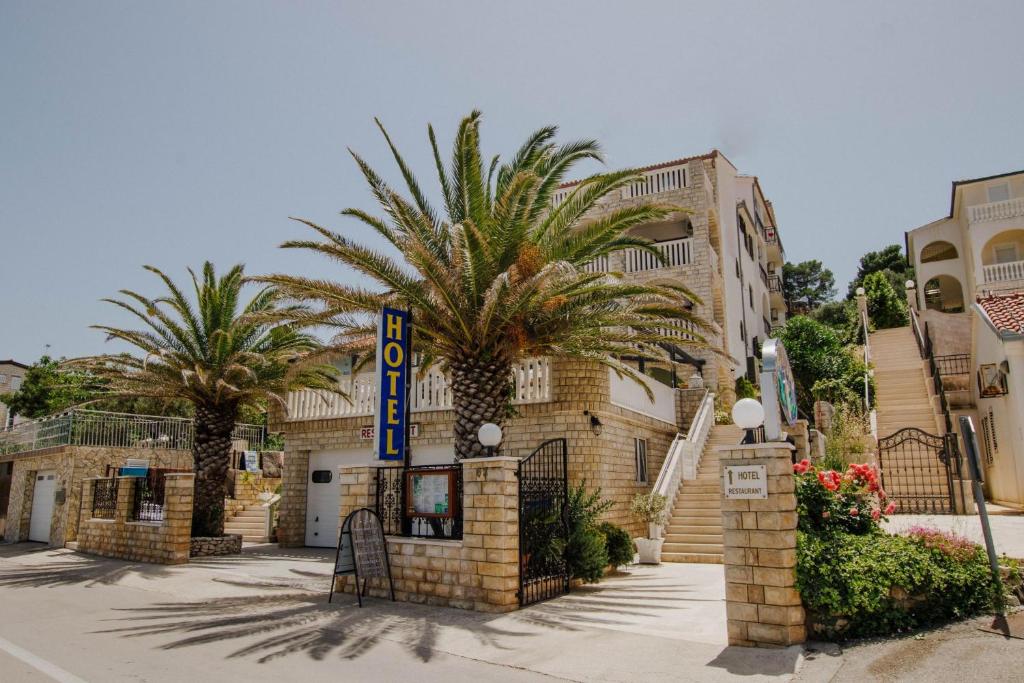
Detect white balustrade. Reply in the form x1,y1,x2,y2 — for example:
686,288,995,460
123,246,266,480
650,390,714,538
582,254,610,273
967,197,1024,224
622,164,688,199
286,358,551,421
623,237,692,273
608,368,677,425
983,259,1024,284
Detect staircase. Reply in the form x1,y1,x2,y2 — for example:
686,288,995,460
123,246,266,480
662,423,743,563
224,504,271,543
869,327,942,436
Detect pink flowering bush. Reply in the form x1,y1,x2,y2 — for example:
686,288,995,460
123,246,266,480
904,526,981,563
793,459,892,535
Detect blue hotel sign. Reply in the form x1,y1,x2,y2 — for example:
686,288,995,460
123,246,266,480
374,307,411,462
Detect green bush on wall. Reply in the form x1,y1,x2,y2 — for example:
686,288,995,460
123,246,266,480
600,522,635,568
797,531,999,639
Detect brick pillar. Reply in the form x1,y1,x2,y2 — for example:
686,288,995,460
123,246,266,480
717,443,805,647
278,449,310,547
676,388,707,431
163,473,194,564
80,477,96,523
115,475,134,523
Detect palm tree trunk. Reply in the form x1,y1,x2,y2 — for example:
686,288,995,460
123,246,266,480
191,403,237,537
451,358,512,458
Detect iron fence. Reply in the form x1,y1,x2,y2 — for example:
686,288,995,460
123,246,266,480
0,409,265,456
934,353,970,377
128,469,187,522
375,464,463,539
91,478,118,519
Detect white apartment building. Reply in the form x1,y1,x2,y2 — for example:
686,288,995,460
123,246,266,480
906,170,1024,508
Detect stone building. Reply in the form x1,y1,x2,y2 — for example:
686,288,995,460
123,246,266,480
0,359,29,429
275,150,792,549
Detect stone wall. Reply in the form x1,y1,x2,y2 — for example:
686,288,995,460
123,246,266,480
77,474,193,564
918,310,971,357
718,443,805,647
276,358,679,546
1,446,191,546
334,459,520,612
190,535,242,557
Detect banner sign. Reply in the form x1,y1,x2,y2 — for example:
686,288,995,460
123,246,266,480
119,458,150,478
374,307,411,461
759,338,799,440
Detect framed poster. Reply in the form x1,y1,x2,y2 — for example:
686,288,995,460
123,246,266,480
404,468,457,519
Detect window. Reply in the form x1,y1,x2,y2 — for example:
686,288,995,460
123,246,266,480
735,258,741,277
10,377,20,391
748,284,754,309
994,243,1018,265
981,416,994,467
0,374,6,384
634,438,648,484
311,470,333,484
988,407,999,455
740,320,746,342
987,183,1010,203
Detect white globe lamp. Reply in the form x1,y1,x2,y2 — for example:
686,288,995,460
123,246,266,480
731,398,765,444
905,280,916,290
855,286,865,297
478,422,502,457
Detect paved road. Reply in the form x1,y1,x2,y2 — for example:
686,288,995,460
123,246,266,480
0,544,799,683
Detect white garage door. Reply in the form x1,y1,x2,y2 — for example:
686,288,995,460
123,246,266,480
305,449,371,547
28,470,57,543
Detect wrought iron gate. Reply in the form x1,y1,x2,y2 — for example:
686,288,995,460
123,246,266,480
877,428,963,514
517,438,570,606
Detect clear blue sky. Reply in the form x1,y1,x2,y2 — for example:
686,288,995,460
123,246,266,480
2,1,1023,362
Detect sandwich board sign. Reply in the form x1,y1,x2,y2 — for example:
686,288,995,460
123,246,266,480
328,508,395,607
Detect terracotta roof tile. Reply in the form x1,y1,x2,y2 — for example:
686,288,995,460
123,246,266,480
978,293,1024,334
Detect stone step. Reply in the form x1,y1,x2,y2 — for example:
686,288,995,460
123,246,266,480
662,541,724,554
661,552,723,564
666,524,722,535
664,533,724,544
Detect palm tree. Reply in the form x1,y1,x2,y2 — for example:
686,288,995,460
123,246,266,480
262,111,714,458
72,263,338,537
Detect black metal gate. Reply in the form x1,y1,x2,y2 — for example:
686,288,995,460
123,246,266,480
517,438,569,607
877,428,963,514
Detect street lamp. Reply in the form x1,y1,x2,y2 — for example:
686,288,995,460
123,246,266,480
732,398,765,444
478,422,502,457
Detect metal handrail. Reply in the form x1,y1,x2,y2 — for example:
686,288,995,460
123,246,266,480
861,308,872,413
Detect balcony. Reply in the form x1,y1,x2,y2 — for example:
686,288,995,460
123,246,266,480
622,164,688,200
968,197,1024,224
768,275,783,293
982,259,1024,286
285,358,552,421
584,238,693,274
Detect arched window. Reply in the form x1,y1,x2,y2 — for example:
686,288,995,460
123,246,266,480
920,241,958,263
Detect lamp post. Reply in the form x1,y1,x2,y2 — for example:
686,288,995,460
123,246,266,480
477,422,502,458
732,398,765,444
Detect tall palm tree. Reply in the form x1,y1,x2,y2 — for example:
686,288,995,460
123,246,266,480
262,111,714,458
72,263,338,537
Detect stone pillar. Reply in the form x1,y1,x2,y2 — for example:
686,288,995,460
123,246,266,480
163,473,195,564
717,443,805,647
789,420,810,460
676,388,708,431
277,449,310,547
115,475,133,523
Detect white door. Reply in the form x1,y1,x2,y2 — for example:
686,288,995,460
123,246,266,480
28,471,57,543
305,449,371,547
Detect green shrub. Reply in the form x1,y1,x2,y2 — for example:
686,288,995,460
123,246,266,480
600,522,635,568
565,482,612,583
797,531,997,639
629,492,667,527
794,460,893,535
735,376,758,400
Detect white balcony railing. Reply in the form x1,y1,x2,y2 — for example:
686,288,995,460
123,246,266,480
583,254,610,274
967,197,1024,224
623,237,692,273
286,358,552,421
608,368,677,425
622,164,688,200
982,259,1024,284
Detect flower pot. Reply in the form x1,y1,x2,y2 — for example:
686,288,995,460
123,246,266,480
635,538,664,564
648,522,662,540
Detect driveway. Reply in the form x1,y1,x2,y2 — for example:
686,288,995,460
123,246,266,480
0,543,801,682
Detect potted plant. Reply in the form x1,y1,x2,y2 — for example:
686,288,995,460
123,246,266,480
630,492,667,564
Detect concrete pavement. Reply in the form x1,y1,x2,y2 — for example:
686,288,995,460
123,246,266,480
0,543,802,683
